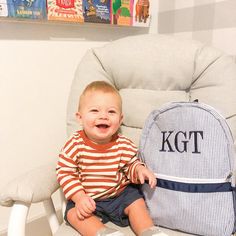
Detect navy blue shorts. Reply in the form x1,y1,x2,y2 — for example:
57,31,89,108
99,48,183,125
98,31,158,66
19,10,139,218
64,184,144,227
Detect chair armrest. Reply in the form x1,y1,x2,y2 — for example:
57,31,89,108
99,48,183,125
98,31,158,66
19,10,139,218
0,162,59,207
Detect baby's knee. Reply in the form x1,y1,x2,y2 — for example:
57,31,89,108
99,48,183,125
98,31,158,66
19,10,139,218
124,198,146,215
66,207,77,224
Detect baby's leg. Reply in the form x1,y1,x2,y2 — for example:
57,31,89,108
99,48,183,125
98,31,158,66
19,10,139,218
67,207,105,236
124,198,168,236
124,198,153,235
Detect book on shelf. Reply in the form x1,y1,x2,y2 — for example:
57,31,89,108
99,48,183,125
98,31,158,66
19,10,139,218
132,0,151,27
47,0,84,22
83,0,110,24
7,0,46,19
0,0,8,16
111,0,133,26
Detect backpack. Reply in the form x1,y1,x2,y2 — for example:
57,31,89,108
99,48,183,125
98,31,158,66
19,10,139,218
138,101,236,236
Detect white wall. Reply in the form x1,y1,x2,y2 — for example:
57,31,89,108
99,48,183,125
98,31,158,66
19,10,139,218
158,0,236,55
0,2,159,232
0,38,97,233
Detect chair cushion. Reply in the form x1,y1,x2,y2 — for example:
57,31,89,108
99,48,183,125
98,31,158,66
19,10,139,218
67,34,236,147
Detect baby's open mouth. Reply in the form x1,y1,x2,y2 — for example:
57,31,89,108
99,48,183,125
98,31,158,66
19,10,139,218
96,124,109,129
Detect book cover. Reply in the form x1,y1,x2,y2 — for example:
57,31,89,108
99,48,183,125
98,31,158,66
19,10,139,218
47,0,83,22
0,0,8,16
111,0,133,26
132,0,151,27
7,0,46,19
83,0,110,24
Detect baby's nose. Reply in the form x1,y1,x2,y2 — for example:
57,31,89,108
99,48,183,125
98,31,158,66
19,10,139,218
99,112,108,119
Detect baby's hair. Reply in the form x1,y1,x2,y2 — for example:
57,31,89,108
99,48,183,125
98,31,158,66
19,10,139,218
78,81,122,111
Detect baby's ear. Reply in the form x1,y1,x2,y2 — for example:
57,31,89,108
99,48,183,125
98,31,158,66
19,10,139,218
120,113,124,124
75,112,82,124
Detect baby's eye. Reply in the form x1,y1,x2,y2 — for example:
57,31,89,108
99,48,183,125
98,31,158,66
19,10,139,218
90,109,98,112
108,110,116,114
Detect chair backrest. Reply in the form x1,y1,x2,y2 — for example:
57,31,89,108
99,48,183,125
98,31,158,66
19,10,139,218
66,34,236,147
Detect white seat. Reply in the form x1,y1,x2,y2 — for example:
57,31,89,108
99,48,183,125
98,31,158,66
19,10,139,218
1,34,236,236
54,221,191,236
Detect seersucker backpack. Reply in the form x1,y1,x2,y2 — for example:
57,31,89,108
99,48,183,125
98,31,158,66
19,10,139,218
139,101,236,236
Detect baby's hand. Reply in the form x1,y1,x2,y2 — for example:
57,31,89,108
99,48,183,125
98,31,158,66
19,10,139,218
135,164,157,188
73,192,96,220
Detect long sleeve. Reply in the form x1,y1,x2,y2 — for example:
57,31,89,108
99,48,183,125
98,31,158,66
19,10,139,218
56,137,84,200
122,154,145,183
119,137,145,183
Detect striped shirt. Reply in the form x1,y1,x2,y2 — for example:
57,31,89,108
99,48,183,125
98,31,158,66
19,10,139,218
56,130,143,200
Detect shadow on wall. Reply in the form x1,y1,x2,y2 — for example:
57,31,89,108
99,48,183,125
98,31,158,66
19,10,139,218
0,20,149,41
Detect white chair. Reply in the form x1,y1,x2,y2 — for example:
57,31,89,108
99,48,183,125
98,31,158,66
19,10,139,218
1,34,236,236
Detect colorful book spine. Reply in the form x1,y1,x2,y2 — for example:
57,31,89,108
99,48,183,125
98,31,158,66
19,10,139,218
132,0,151,27
0,0,8,16
47,0,84,22
2,0,151,27
7,0,46,19
111,0,133,26
83,0,110,24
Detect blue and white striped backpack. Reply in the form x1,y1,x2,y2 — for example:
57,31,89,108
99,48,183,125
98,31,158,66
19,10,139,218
139,101,236,236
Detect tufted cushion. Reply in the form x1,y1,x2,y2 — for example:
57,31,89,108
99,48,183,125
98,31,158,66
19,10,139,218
67,34,236,147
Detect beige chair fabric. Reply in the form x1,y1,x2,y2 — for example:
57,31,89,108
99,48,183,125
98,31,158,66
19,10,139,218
0,34,235,236
67,34,236,147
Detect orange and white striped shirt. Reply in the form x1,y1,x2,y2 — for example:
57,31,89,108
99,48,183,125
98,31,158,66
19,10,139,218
56,130,143,200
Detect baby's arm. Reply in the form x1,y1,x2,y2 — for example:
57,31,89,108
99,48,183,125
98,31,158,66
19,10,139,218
71,191,96,220
56,153,84,199
135,164,157,188
56,150,96,220
120,138,156,188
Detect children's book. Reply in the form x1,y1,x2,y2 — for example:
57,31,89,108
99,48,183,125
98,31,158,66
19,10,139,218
47,0,84,22
111,0,133,26
7,0,46,19
83,0,110,24
132,0,151,27
0,0,8,16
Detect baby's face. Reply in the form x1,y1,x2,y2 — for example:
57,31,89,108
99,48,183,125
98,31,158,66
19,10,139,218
77,91,123,144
